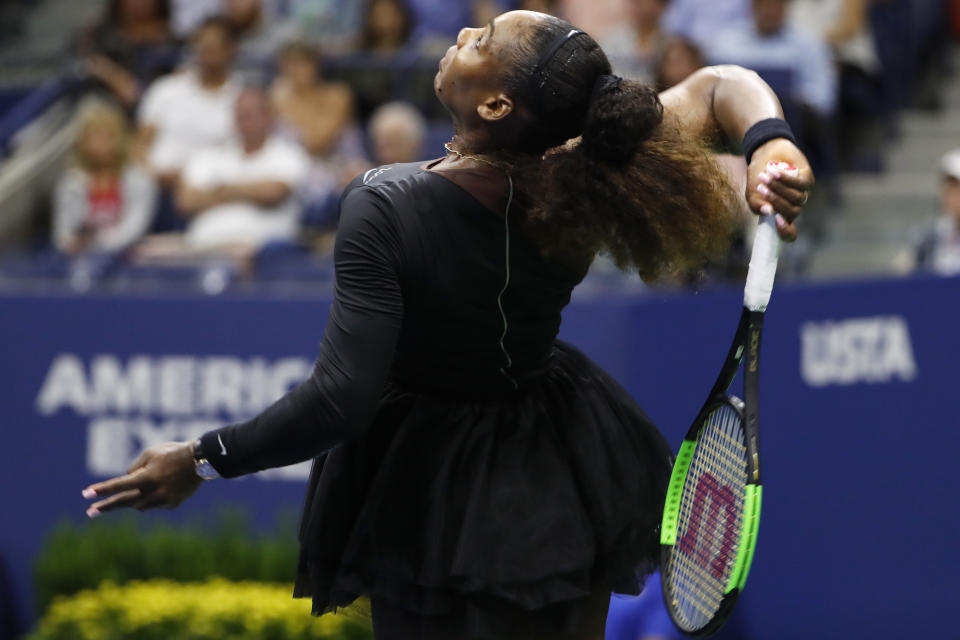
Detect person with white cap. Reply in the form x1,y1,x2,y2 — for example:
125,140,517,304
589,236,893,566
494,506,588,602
914,149,960,275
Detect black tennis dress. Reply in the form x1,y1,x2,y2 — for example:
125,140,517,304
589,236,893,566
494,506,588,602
197,160,674,638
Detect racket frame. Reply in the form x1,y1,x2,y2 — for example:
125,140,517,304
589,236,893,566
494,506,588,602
660,162,794,636
659,306,767,637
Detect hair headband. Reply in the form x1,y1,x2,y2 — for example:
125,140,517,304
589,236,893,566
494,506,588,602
529,28,586,93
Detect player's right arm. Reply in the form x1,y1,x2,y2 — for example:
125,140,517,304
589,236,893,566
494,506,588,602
659,65,813,241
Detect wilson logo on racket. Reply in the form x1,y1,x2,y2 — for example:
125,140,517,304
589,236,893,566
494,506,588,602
676,473,738,580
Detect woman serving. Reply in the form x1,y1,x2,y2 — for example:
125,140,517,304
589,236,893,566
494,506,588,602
82,10,812,640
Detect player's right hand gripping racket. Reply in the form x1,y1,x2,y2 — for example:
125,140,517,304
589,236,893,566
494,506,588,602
659,162,798,636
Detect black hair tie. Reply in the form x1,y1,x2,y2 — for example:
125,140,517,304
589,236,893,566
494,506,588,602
591,74,622,100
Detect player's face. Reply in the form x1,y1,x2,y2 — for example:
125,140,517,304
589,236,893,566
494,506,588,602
434,11,543,128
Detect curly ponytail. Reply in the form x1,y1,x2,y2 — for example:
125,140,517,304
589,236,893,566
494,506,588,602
496,16,740,281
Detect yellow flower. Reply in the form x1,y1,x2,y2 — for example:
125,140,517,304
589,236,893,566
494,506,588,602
28,579,372,640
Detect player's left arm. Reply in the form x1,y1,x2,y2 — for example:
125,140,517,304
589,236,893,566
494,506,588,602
82,187,404,515
659,65,814,241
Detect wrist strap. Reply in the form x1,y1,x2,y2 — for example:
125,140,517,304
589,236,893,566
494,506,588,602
742,118,797,164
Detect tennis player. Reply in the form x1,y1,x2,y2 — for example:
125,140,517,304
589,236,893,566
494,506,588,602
82,11,813,639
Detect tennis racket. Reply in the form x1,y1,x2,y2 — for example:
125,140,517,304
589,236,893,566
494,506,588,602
659,162,798,636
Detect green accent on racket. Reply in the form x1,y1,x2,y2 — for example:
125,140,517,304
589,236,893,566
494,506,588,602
725,484,762,593
736,485,762,591
661,440,698,546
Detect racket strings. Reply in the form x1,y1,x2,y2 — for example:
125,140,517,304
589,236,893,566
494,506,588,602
664,403,747,631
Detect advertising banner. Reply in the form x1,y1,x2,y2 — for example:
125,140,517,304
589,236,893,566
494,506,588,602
2,275,958,638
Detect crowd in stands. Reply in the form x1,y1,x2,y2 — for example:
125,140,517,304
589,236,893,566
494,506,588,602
0,0,955,290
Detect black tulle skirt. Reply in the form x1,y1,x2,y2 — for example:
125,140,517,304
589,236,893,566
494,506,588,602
292,341,673,638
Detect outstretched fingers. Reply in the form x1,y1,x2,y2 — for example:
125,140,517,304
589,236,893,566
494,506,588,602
82,468,156,517
86,488,144,518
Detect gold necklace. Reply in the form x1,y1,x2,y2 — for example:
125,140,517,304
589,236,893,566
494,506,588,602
444,142,504,172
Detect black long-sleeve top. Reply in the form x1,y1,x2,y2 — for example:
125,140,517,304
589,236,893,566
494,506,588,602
197,162,589,478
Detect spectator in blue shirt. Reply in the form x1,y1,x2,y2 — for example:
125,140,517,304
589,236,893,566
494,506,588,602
662,0,749,49
704,0,837,116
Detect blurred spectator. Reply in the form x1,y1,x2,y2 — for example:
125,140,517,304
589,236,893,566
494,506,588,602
135,16,242,190
284,0,366,54
368,102,426,165
272,40,367,231
74,0,181,110
790,0,883,170
170,0,285,38
174,87,309,252
705,0,837,116
53,105,157,255
913,150,960,276
600,0,671,84
406,0,509,55
654,36,704,90
560,0,630,40
360,0,414,54
790,0,878,74
223,0,290,72
170,0,220,38
662,0,749,49
272,41,357,157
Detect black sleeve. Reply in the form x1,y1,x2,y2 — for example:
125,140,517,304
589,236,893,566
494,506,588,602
197,187,404,478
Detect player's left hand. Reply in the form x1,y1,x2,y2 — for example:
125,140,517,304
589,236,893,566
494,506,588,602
746,138,814,242
81,441,202,517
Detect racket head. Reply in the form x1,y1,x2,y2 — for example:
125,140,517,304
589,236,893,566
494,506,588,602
660,394,760,636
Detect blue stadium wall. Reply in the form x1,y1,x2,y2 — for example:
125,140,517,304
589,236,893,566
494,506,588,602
1,274,957,638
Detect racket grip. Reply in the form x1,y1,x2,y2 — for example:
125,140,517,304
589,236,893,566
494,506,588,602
744,216,780,312
743,162,797,312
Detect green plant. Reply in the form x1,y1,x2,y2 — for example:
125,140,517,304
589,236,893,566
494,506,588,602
28,579,372,640
33,509,301,613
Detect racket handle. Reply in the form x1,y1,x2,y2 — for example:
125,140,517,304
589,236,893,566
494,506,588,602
743,162,798,312
744,216,780,312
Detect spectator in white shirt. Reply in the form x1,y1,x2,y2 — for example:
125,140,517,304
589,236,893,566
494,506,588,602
175,87,309,252
135,16,242,189
54,105,157,255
